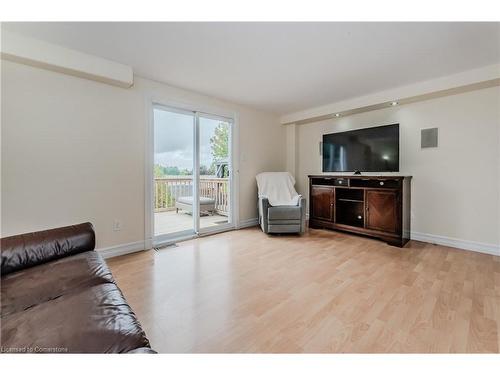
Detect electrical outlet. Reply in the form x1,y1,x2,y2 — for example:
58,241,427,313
113,220,122,231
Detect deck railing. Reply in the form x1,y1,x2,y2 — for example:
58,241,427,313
154,176,229,215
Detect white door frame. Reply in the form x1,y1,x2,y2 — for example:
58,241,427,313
145,97,239,248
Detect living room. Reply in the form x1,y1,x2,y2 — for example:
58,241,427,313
1,2,500,373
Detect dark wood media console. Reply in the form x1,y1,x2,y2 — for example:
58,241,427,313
308,175,412,247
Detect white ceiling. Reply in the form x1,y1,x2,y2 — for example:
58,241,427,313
3,22,499,115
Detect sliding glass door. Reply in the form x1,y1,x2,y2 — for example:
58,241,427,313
198,114,232,232
152,105,233,243
153,107,195,238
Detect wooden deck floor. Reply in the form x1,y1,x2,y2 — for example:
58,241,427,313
154,210,228,236
108,227,500,353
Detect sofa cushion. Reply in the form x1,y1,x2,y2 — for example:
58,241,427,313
268,205,301,220
1,283,150,353
1,251,114,318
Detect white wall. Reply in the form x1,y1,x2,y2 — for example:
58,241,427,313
1,60,285,249
3,58,499,255
293,87,500,250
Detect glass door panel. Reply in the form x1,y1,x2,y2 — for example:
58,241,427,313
198,115,231,231
153,106,195,238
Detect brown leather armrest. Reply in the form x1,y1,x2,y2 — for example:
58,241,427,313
1,222,96,275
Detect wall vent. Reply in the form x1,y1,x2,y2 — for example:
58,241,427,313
421,128,438,148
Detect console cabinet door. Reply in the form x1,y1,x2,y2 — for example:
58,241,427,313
366,190,398,233
311,186,334,221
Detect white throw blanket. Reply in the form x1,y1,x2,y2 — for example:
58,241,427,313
256,172,301,206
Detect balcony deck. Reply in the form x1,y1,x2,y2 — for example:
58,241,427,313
154,210,228,236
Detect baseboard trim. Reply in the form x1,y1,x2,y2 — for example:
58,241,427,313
239,218,259,229
98,221,257,259
410,231,500,256
97,240,146,259
96,227,499,259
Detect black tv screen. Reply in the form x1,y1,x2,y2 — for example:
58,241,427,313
322,124,399,172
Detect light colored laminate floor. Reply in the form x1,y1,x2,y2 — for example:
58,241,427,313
107,227,500,353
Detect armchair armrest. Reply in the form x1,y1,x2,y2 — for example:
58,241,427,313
298,196,306,207
258,197,270,233
259,196,270,209
1,222,95,275
298,196,307,233
297,195,305,206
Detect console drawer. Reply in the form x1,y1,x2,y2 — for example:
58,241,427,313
350,178,400,189
310,177,335,186
334,178,348,187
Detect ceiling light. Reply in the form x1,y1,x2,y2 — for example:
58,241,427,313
391,101,399,106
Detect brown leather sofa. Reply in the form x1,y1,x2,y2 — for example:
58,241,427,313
1,223,154,353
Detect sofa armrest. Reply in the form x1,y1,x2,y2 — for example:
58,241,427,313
1,222,95,275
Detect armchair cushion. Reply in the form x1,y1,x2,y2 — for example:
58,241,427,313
268,205,302,220
268,224,302,233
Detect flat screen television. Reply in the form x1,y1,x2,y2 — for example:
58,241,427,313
322,124,399,172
